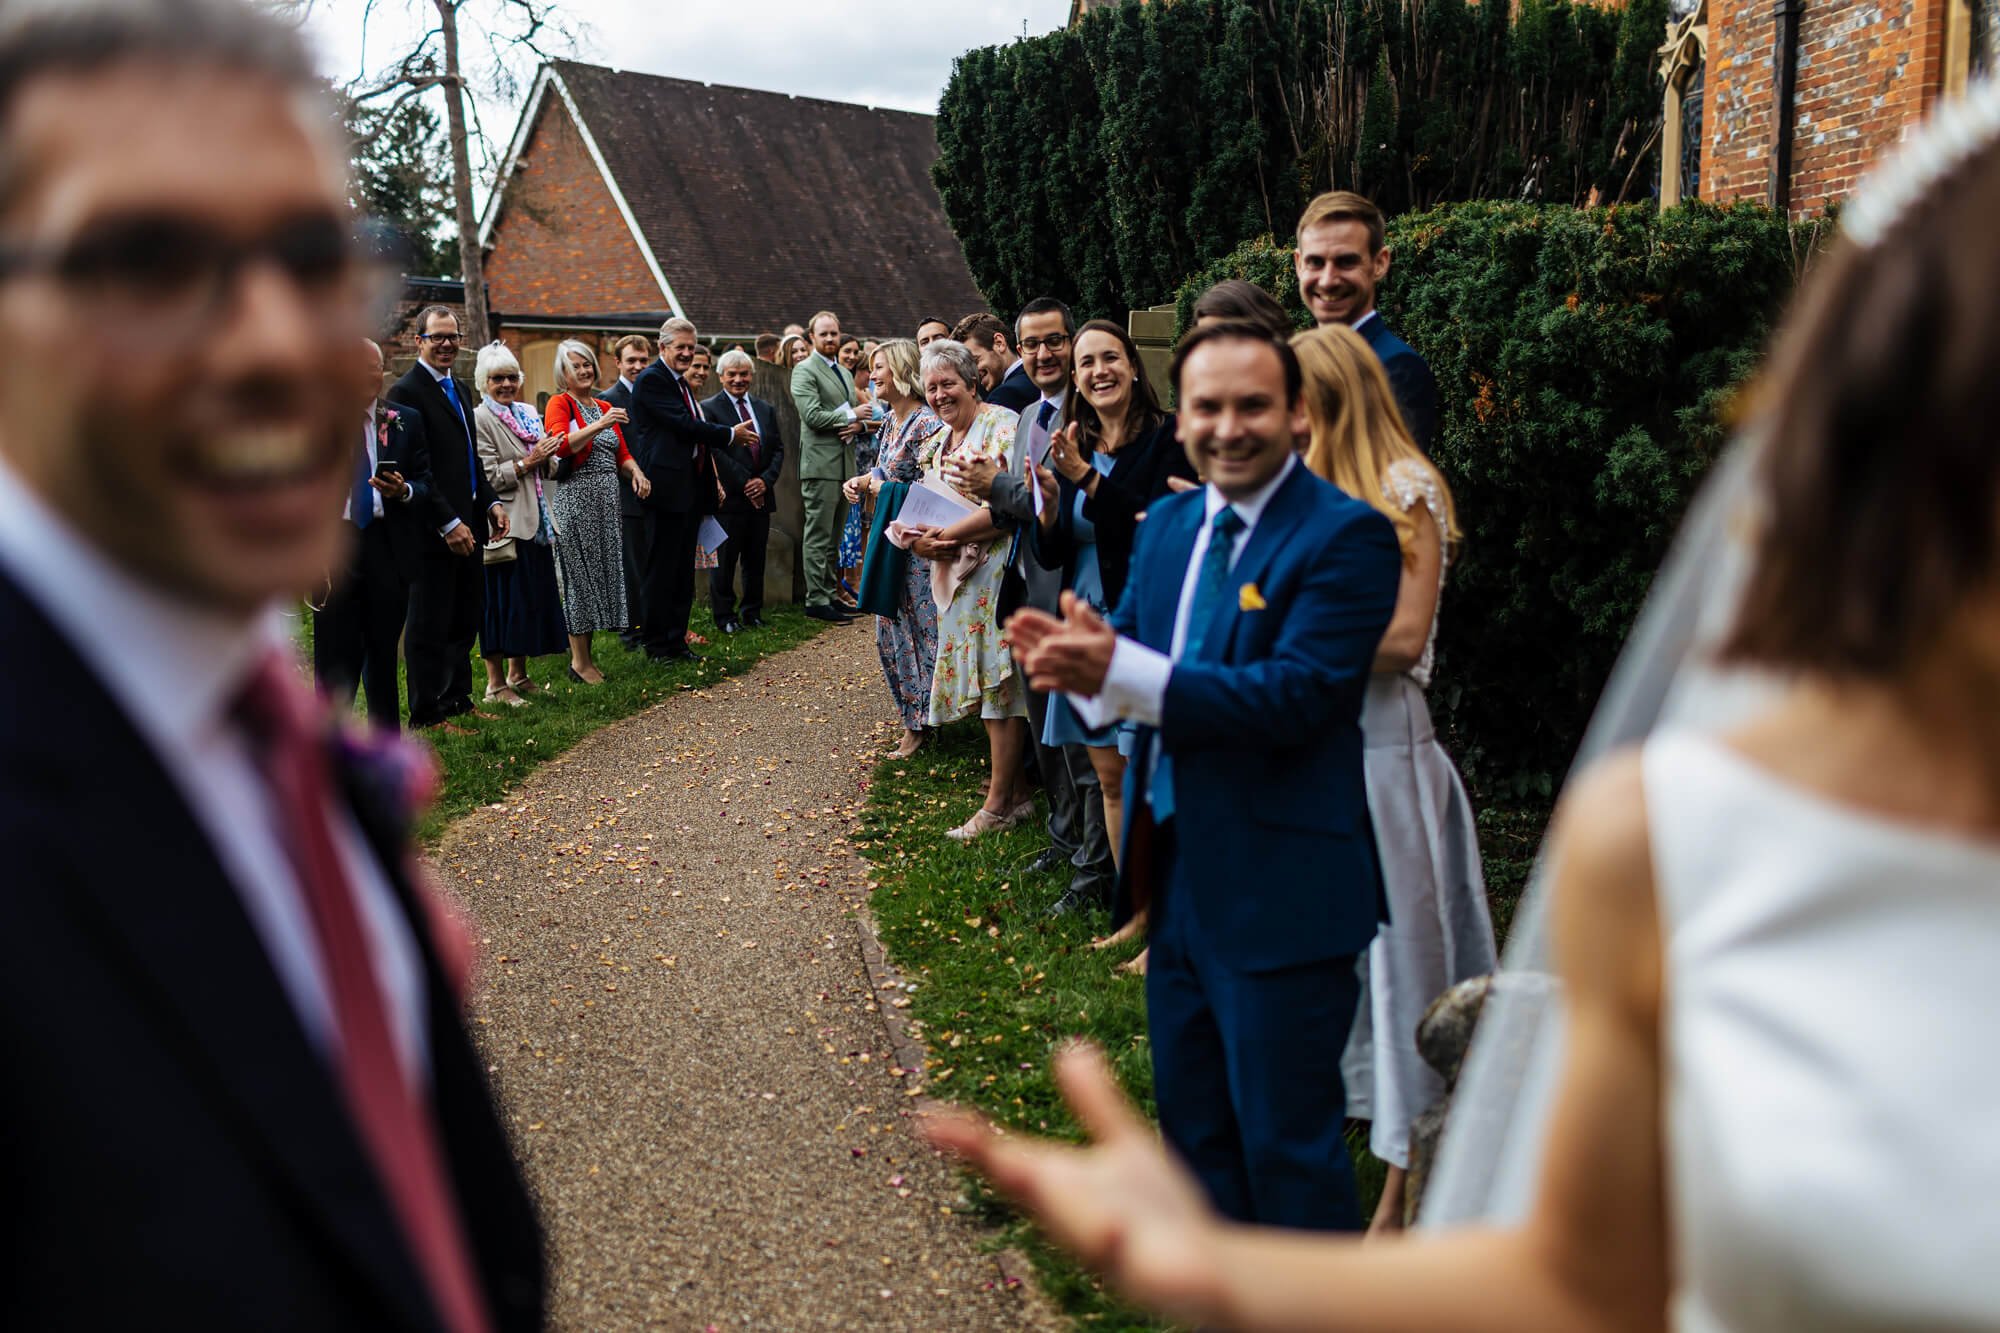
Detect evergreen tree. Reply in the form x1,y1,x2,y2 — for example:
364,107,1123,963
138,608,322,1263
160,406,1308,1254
346,97,460,278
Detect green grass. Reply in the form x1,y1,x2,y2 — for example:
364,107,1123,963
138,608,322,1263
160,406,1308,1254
855,722,1552,1329
297,605,822,843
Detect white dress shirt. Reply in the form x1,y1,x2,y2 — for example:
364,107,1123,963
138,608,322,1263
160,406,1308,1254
1350,308,1380,335
1072,453,1297,730
0,456,430,1082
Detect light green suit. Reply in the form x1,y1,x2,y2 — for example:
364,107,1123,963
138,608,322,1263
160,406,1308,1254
791,352,857,606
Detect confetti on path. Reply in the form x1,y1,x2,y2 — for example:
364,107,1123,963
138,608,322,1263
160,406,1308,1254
435,620,1057,1331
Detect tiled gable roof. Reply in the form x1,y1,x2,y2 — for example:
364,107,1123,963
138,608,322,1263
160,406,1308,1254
506,61,986,338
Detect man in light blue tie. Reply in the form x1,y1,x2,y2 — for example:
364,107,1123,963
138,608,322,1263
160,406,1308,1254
1006,322,1402,1231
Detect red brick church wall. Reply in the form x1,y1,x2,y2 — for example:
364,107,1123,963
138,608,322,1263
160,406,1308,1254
1704,0,1950,215
482,94,663,317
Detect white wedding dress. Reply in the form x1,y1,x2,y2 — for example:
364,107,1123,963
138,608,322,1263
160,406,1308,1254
1648,731,2000,1332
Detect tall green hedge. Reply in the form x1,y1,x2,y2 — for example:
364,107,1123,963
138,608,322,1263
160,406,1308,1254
1176,201,1835,796
934,0,1668,321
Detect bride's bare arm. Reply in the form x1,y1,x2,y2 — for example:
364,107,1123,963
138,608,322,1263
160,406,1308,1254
925,752,1668,1333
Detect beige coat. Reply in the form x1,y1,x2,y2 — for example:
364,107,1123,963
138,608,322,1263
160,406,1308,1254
474,400,550,542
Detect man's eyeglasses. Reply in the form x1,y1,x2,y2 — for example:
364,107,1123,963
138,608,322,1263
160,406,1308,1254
1019,334,1071,354
0,210,360,335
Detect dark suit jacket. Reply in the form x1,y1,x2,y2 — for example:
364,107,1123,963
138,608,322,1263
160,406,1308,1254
604,377,646,518
1112,463,1402,972
984,362,1037,413
0,570,545,1331
628,357,730,514
1356,314,1439,453
1031,413,1195,613
701,390,784,516
387,363,499,543
370,403,437,580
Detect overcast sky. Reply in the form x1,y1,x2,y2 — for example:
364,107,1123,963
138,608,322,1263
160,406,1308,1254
302,0,1072,122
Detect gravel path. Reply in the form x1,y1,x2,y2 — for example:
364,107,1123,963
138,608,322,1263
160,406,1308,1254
435,619,1060,1331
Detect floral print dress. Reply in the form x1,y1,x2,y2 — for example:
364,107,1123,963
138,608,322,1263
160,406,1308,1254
873,405,947,730
926,402,1027,724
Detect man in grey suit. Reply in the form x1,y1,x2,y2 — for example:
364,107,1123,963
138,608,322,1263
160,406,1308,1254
790,309,868,621
946,297,1113,913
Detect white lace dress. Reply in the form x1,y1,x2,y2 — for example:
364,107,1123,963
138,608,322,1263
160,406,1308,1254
1348,458,1499,1167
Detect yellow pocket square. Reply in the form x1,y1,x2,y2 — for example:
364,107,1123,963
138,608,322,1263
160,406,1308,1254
1238,583,1267,612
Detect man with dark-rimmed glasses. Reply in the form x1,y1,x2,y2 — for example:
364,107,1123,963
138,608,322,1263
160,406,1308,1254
390,304,507,730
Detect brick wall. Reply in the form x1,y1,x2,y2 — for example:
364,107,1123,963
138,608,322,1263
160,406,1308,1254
483,95,664,316
1704,0,1950,215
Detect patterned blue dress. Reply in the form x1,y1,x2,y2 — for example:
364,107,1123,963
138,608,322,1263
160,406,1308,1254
839,408,882,569
872,405,945,730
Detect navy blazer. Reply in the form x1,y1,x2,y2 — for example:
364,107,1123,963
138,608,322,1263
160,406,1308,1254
0,570,545,1330
1113,462,1402,972
701,390,785,515
628,357,730,514
387,363,499,542
984,362,1037,413
363,404,437,581
1356,315,1439,454
604,377,646,517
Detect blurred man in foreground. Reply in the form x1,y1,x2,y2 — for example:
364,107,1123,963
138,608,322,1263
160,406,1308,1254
0,1,544,1327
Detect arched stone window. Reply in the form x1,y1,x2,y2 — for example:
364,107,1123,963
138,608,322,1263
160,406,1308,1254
1658,0,1708,208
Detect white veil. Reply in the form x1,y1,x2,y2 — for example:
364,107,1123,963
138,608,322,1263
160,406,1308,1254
1419,73,2000,1227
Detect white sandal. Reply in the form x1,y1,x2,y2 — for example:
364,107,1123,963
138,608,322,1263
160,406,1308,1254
483,685,527,709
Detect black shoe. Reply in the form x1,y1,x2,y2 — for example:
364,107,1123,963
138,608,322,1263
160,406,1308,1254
1021,848,1067,876
741,614,765,628
717,618,741,634
648,645,703,662
1046,887,1102,919
804,604,848,623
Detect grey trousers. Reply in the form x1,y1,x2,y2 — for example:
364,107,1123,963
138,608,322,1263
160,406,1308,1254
1026,686,1115,902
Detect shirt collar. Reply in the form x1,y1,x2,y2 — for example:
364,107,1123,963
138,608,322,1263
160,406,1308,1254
1037,387,1067,412
0,453,287,756
1349,308,1380,333
1004,358,1024,381
818,351,843,372
618,376,635,393
1204,453,1296,530
420,360,452,383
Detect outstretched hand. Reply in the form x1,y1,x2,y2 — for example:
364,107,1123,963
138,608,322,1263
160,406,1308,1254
1015,591,1116,696
922,1044,1229,1326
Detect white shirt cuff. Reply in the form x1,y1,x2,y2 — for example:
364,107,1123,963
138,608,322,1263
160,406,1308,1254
839,403,857,423
1067,635,1169,728
439,517,463,537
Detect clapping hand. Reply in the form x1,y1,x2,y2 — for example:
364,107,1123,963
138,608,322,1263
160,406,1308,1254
945,452,1000,500
1033,461,1060,529
1012,591,1116,695
1165,475,1200,494
601,406,630,428
1047,423,1092,484
528,434,564,468
922,1044,1229,1328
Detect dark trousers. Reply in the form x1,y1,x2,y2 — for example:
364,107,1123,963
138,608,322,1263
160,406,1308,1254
405,543,482,725
710,507,770,623
1025,687,1114,902
1147,829,1363,1231
640,506,697,655
312,521,410,729
619,509,652,645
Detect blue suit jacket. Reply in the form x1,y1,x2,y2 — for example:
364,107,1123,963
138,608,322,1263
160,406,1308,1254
1113,462,1402,972
1356,315,1438,454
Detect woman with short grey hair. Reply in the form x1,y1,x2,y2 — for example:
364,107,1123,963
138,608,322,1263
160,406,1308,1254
544,337,648,684
472,340,567,704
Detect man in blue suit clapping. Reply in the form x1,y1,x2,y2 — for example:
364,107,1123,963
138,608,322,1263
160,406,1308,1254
1007,322,1402,1230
